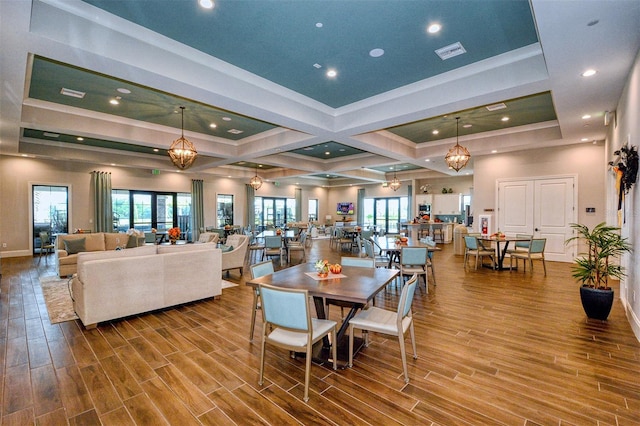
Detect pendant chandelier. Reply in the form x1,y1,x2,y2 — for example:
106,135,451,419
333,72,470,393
249,165,263,190
389,168,402,191
444,117,471,172
168,106,198,170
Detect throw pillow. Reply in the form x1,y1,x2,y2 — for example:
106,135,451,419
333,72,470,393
125,235,138,248
64,238,86,254
219,244,234,252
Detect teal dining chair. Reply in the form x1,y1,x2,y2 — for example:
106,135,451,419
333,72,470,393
249,260,275,341
399,247,429,292
258,284,337,402
348,274,418,383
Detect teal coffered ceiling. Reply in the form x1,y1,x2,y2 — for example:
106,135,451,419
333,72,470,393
5,0,637,183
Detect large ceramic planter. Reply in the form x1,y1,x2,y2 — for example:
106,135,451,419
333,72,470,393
579,285,614,320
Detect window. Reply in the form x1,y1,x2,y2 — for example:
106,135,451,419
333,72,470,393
217,194,234,227
112,190,191,239
308,199,318,222
32,185,68,254
363,196,409,234
254,197,295,230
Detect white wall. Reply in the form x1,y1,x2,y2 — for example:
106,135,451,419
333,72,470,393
607,49,640,340
473,143,606,233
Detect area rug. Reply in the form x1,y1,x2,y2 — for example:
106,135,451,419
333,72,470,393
221,280,238,289
39,276,79,324
39,276,238,325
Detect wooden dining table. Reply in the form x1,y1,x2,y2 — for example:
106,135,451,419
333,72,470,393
478,236,531,270
370,236,440,268
246,262,399,367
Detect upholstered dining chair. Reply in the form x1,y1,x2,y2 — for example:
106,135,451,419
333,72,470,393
509,238,547,275
348,274,418,383
258,284,337,402
399,247,429,292
325,256,376,319
363,239,389,268
245,230,264,264
506,234,532,255
249,260,275,341
263,236,284,266
38,231,55,263
287,231,307,264
464,236,495,270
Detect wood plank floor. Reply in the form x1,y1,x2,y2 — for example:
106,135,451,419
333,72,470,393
1,238,639,425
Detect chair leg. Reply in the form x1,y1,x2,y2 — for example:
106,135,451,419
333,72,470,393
348,324,355,367
249,292,259,341
331,329,337,371
259,334,267,386
409,322,417,360
398,333,409,383
304,345,312,402
542,258,547,276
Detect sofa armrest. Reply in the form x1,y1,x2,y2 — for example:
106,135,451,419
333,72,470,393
57,249,69,258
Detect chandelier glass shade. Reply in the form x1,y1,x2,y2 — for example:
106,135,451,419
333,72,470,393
444,117,471,172
389,169,401,191
249,166,263,190
168,106,198,170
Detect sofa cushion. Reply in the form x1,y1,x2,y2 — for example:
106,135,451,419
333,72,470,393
126,235,139,248
104,233,128,250
64,238,86,254
156,243,219,254
219,244,234,252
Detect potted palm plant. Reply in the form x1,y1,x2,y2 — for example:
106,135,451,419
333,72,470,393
565,222,632,320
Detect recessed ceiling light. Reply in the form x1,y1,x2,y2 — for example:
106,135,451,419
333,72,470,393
425,159,430,162
582,114,591,119
581,138,589,142
427,23,441,34
501,116,509,122
153,148,159,152
228,175,232,178
21,154,29,157
109,99,119,105
582,69,597,77
110,163,116,166
199,0,214,9
209,123,217,128
432,130,439,135
463,124,472,128
369,48,384,58
303,147,314,151
60,87,86,99
222,117,231,121
325,151,330,155
258,164,263,168
315,22,323,28
326,69,337,78
491,150,498,153
116,88,131,94
76,137,84,141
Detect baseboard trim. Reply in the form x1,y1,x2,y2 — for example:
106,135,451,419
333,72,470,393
1,250,33,258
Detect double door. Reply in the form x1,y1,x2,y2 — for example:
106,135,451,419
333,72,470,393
497,176,576,262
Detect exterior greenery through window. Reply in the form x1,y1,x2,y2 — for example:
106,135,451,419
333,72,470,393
217,194,233,227
363,196,408,234
32,185,68,254
113,190,191,239
308,199,318,222
253,197,296,231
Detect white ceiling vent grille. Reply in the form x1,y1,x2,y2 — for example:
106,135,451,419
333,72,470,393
60,87,86,99
435,42,466,60
486,103,507,111
227,129,243,134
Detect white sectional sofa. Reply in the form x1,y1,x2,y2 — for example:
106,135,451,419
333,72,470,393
71,243,222,328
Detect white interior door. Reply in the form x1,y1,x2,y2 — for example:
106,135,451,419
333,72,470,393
498,176,576,263
533,178,575,262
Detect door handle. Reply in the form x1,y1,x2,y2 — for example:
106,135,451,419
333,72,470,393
534,228,539,232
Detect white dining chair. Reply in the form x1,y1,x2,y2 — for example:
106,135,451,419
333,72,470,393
348,274,418,383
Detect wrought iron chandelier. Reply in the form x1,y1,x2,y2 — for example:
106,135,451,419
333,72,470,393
444,117,471,172
168,106,198,170
389,168,401,191
249,165,263,190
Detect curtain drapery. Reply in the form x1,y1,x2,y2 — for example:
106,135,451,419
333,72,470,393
295,188,302,222
91,171,112,232
246,184,255,230
191,179,204,242
357,188,365,226
407,184,413,220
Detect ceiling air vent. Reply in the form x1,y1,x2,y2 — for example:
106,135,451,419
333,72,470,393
486,103,507,111
227,129,243,134
60,87,86,99
435,42,466,60
43,132,60,138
